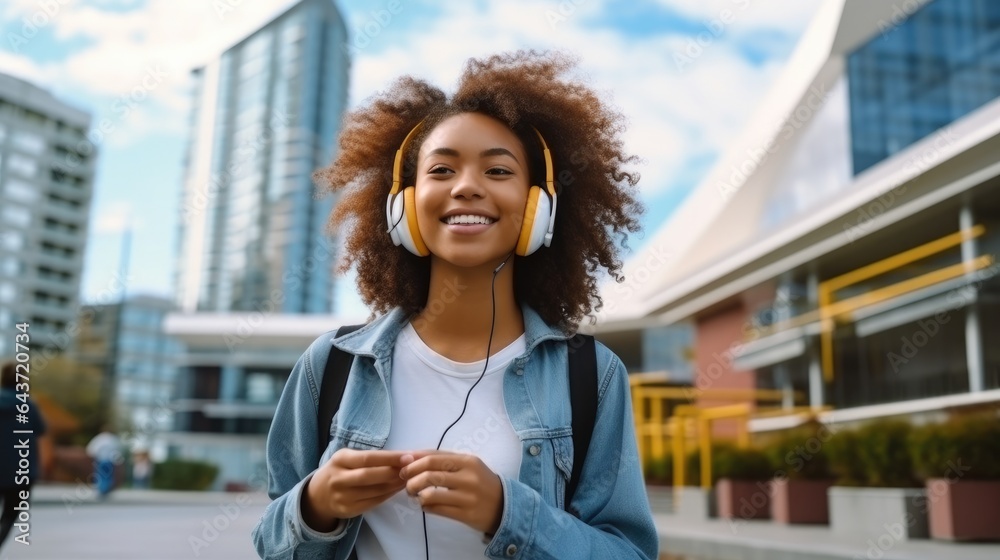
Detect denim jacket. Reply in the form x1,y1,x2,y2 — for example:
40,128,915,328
252,303,658,559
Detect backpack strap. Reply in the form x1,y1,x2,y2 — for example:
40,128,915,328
317,324,367,454
565,333,598,514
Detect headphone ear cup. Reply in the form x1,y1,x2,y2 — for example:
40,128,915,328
388,191,405,247
516,186,551,256
400,186,429,257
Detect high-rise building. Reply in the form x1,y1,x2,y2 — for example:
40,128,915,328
0,72,96,357
175,0,349,315
165,0,352,489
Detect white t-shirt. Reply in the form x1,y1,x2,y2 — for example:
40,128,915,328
355,322,525,560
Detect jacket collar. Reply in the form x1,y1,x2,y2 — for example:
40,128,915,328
331,302,574,362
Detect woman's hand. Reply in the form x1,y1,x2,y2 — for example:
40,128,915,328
399,450,504,534
302,449,411,531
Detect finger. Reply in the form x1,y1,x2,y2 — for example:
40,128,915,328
334,449,411,469
405,449,451,461
406,470,458,497
337,465,404,487
344,478,406,500
400,454,466,479
347,484,408,513
354,480,407,502
414,485,469,508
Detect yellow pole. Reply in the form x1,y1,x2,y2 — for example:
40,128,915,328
632,386,646,469
673,418,685,489
699,416,712,489
651,396,664,461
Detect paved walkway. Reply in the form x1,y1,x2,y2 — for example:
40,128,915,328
14,484,1000,560
647,486,1000,560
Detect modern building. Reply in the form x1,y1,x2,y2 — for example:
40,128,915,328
0,72,96,358
592,0,1000,434
73,295,182,458
165,0,352,488
174,0,349,315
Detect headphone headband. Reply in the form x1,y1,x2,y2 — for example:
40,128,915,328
390,119,426,196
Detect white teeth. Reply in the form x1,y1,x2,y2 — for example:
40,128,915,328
445,214,496,225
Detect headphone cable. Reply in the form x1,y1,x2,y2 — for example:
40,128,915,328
421,250,513,560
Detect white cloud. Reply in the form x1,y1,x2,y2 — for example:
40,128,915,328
344,0,820,196
0,0,820,194
654,0,821,33
95,200,135,233
1,0,301,147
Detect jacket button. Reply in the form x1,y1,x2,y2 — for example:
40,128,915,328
505,543,518,556
515,367,524,375
528,445,540,456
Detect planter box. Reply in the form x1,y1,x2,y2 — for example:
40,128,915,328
926,479,1000,541
674,486,715,519
716,479,770,520
829,486,929,541
770,479,834,524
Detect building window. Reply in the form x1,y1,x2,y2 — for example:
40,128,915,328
1,206,31,228
1,232,24,251
7,154,38,178
0,282,15,303
0,257,19,276
3,179,39,205
847,0,1000,174
11,131,46,155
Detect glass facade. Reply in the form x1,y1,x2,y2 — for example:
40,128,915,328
847,0,1000,175
178,0,348,314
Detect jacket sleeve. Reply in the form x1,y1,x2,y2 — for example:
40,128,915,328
484,355,659,559
251,338,358,560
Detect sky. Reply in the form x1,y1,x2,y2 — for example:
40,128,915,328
0,0,823,315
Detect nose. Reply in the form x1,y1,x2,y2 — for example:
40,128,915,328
450,169,485,200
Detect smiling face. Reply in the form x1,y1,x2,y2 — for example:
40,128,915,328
413,112,531,269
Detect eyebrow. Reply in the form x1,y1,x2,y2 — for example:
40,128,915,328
424,147,520,163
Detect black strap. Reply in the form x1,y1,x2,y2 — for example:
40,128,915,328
318,325,598,521
318,324,366,560
317,324,367,455
565,333,597,512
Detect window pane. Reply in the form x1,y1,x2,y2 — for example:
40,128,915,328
3,179,39,204
11,131,46,155
1,206,31,227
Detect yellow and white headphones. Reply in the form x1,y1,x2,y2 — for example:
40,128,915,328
385,119,557,257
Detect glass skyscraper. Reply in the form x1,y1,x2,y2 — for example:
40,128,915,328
848,0,1000,175
175,0,349,314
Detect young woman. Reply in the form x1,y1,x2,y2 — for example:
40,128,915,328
253,51,657,560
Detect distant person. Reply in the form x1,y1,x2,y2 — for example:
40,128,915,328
131,450,152,489
86,426,122,499
0,360,48,550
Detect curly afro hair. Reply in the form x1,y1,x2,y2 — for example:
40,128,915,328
314,50,644,332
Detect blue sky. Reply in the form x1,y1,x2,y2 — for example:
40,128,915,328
0,0,821,314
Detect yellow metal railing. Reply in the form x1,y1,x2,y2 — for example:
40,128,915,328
628,226,992,495
630,383,803,474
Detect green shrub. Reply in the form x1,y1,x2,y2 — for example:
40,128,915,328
855,419,919,487
644,451,674,485
910,414,1000,480
826,428,867,487
684,442,771,485
715,445,773,481
151,459,219,491
761,422,833,481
